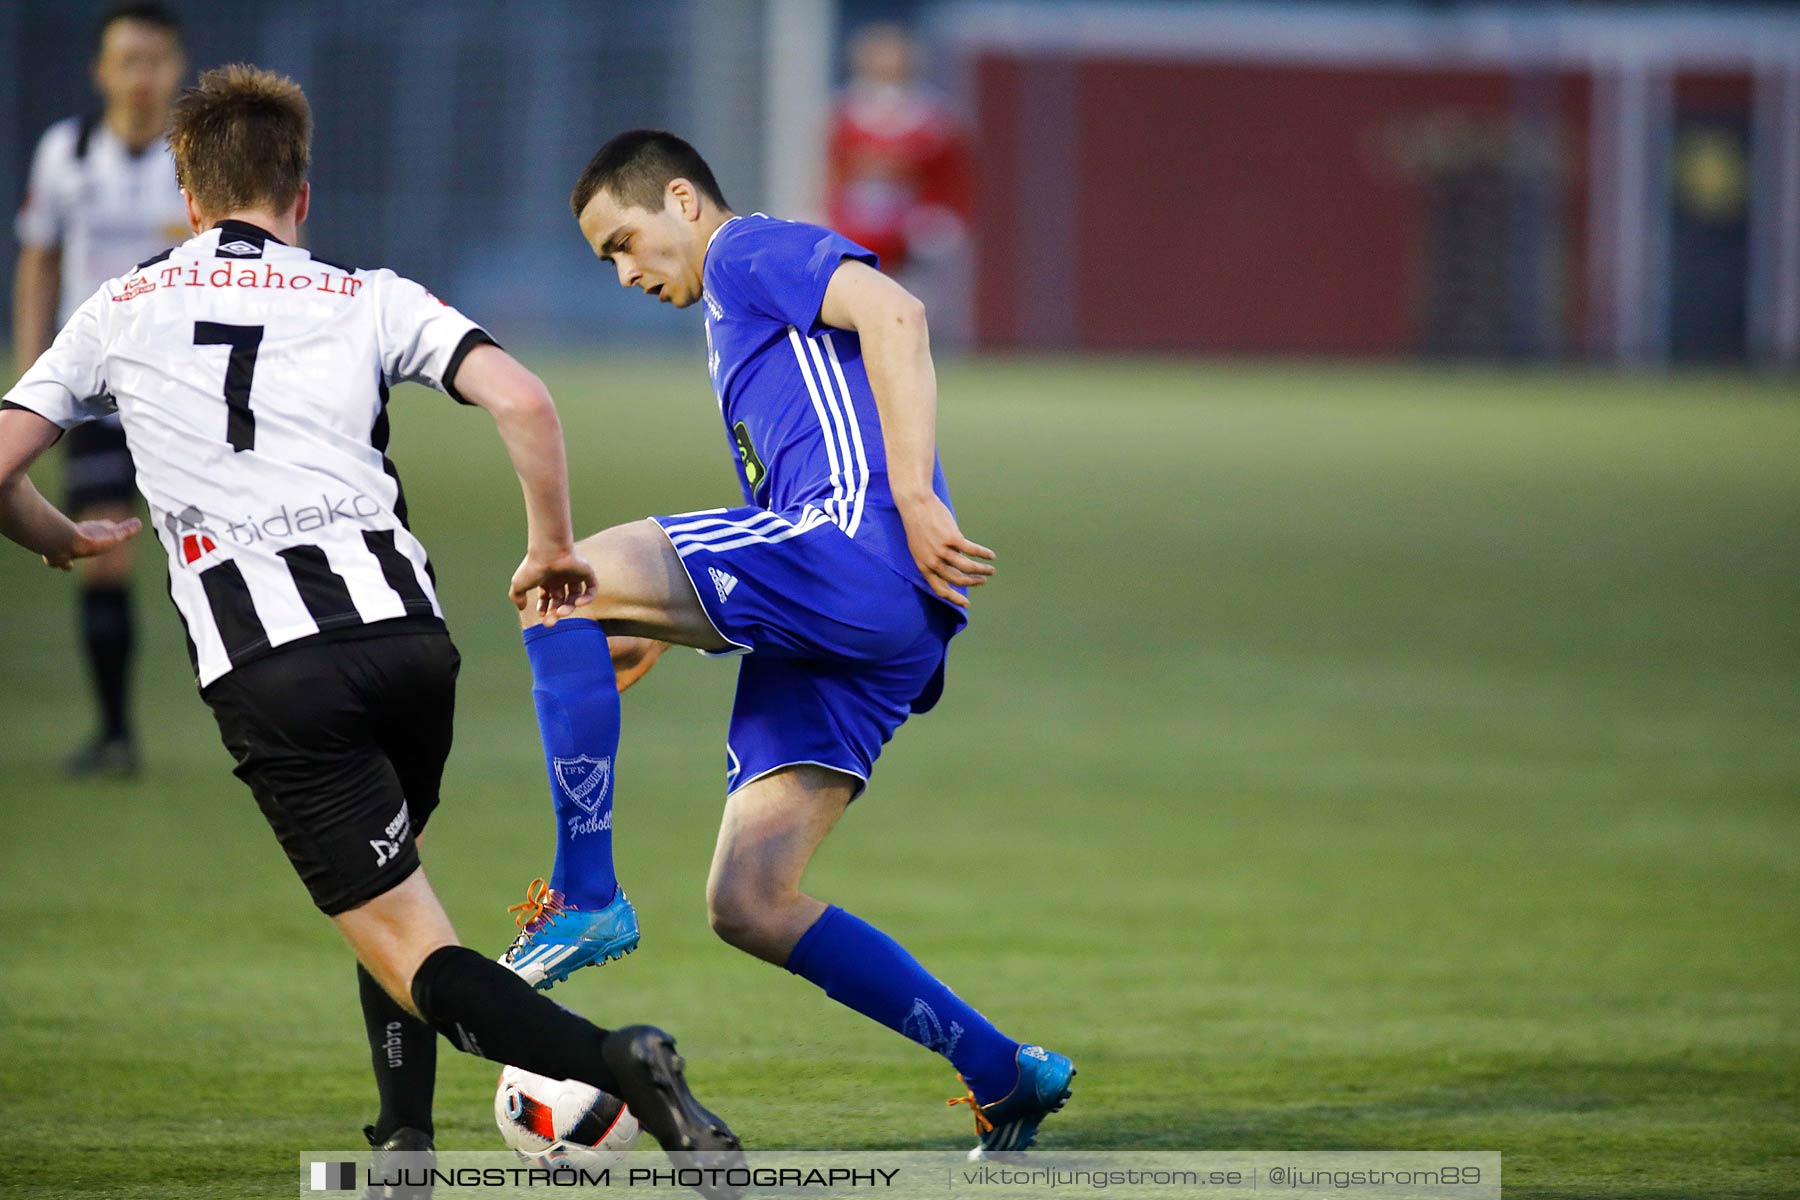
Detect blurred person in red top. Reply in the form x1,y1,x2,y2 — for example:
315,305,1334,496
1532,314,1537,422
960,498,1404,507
826,23,973,344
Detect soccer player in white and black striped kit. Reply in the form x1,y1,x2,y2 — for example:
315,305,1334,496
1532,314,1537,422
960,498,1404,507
13,2,191,775
0,66,740,1193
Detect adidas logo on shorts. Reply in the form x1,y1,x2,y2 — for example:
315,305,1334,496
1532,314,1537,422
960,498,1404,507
709,567,739,603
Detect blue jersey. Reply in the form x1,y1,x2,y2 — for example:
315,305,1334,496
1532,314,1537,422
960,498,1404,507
700,213,959,608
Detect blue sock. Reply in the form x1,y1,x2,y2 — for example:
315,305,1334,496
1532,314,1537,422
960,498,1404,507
786,905,1021,1104
523,619,620,910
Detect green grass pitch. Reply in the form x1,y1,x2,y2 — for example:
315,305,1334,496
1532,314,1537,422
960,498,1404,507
1,356,1795,1197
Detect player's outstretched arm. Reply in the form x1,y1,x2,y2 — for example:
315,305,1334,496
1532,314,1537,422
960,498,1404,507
818,260,994,607
447,344,597,622
0,406,141,568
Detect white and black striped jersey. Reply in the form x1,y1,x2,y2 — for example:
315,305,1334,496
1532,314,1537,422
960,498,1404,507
15,115,190,325
3,219,493,687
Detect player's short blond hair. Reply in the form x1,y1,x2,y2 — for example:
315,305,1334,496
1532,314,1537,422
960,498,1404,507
168,64,311,218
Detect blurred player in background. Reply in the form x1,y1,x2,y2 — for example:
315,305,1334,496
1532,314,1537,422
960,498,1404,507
12,1,189,777
501,130,1074,1157
825,23,973,346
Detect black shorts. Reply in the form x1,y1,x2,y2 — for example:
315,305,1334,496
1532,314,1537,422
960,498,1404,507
202,623,460,916
64,417,138,512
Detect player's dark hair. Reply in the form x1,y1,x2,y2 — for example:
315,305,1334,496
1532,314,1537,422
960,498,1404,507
169,64,311,217
570,130,729,218
96,2,183,51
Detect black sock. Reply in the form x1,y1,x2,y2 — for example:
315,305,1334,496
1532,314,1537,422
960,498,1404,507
358,964,437,1141
80,585,134,742
409,945,619,1094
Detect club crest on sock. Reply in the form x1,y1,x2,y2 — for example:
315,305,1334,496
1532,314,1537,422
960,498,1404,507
553,755,614,836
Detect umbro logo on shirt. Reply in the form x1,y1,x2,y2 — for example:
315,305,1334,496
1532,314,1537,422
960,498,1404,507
709,567,739,603
218,239,262,257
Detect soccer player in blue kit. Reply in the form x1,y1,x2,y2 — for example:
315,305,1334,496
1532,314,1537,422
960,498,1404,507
499,131,1074,1154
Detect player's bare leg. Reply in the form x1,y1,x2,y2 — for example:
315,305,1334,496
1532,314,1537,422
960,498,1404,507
333,865,459,1011
707,764,1074,1157
520,518,729,648
66,500,139,777
502,519,725,989
704,764,852,963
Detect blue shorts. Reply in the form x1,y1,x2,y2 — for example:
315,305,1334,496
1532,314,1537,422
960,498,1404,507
652,505,962,798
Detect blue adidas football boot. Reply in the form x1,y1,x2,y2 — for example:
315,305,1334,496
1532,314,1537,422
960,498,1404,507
949,1044,1077,1158
498,878,639,991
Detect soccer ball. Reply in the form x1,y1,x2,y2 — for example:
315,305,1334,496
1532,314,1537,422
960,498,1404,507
494,1065,640,1168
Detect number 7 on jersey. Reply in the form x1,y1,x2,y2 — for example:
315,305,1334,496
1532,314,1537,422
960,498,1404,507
193,321,264,452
